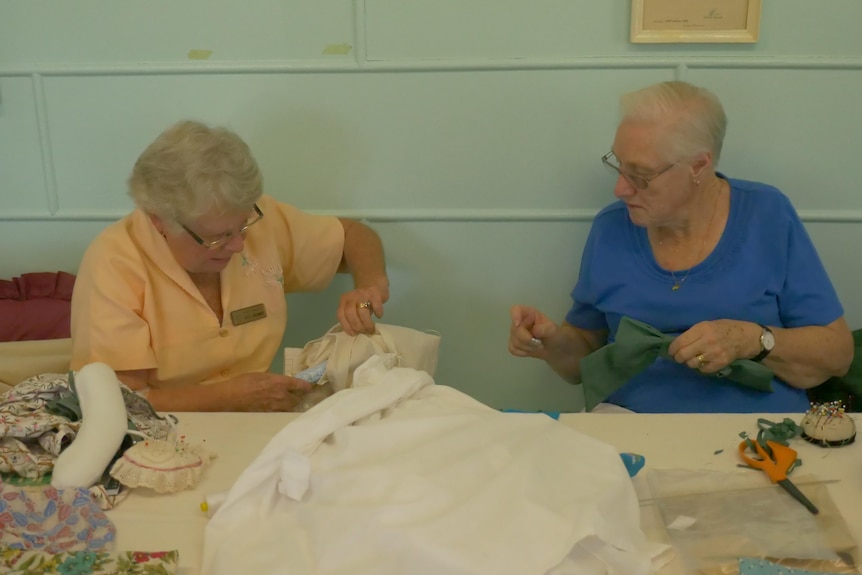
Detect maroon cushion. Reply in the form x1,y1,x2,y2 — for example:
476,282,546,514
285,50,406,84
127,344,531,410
0,279,19,299
55,272,76,300
0,272,76,342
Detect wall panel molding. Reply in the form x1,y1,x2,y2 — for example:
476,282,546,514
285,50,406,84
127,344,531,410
4,208,862,224
32,74,59,215
2,56,862,78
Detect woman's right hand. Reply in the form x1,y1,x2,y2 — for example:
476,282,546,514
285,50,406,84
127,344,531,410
226,373,313,412
508,305,559,358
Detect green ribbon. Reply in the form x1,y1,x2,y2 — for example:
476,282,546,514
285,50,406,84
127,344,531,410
739,417,804,472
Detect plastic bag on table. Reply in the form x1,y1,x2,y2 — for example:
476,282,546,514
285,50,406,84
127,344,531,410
645,469,858,574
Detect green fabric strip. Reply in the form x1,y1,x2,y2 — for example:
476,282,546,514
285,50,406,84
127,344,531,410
739,417,803,473
579,316,775,411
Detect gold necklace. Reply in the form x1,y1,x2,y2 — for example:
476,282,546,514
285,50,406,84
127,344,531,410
663,180,723,291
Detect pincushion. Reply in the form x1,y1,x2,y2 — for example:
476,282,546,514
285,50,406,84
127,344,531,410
800,401,856,447
110,432,214,493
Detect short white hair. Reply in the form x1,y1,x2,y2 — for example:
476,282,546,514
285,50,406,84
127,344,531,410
620,81,727,165
128,120,263,230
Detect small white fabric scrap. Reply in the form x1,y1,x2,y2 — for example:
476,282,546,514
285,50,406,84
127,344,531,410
203,355,666,575
667,515,697,530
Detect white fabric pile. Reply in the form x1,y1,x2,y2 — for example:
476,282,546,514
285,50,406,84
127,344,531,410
203,355,665,575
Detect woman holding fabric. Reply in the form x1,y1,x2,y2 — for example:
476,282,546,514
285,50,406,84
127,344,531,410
71,120,389,412
508,81,853,413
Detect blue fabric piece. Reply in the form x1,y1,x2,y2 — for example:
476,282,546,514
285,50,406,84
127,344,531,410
293,361,328,384
619,453,645,477
739,557,836,575
566,176,843,413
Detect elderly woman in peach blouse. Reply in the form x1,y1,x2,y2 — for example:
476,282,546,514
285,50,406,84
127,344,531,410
71,120,389,412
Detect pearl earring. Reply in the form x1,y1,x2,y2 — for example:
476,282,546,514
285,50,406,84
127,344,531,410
694,179,701,186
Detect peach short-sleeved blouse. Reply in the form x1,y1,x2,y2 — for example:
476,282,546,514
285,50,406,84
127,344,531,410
70,195,344,390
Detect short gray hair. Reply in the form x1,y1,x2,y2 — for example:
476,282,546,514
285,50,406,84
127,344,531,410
128,120,263,229
619,81,727,165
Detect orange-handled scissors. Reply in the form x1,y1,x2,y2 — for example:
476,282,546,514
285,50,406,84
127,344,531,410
738,440,819,515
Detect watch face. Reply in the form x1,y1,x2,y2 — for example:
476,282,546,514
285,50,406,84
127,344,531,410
761,329,776,351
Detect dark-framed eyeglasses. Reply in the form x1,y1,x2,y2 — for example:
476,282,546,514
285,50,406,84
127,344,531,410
601,151,677,191
181,203,263,250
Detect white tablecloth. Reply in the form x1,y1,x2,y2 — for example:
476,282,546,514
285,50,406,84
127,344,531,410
106,412,861,575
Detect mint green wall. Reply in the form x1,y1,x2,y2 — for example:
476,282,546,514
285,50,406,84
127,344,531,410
2,2,861,411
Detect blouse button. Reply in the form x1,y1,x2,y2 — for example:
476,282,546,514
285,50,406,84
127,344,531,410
220,369,230,377
219,328,229,337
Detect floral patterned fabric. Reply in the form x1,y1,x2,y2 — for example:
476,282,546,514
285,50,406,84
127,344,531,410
739,557,849,575
0,548,178,575
0,484,176,573
0,374,79,479
0,373,173,480
0,484,115,553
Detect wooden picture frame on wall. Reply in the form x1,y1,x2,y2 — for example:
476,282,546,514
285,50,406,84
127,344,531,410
631,0,761,44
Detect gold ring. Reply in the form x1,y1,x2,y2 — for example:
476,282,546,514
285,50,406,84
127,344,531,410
358,301,372,310
696,354,707,368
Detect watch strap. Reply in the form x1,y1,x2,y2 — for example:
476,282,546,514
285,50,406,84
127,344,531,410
752,324,773,362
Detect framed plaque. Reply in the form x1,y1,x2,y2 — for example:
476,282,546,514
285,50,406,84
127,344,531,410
631,0,761,44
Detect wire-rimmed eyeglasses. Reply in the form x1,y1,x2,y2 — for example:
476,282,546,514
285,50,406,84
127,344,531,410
181,204,263,250
601,151,677,191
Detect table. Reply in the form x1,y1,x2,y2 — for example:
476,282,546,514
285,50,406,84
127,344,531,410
106,412,862,575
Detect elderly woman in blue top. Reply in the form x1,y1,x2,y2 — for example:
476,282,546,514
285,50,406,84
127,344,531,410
508,80,853,413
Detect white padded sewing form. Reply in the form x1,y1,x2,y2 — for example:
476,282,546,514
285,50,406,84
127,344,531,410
51,362,128,489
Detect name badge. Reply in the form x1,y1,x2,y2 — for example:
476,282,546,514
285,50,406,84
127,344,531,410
230,303,267,326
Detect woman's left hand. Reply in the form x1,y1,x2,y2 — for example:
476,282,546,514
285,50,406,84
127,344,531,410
337,283,390,336
668,319,759,373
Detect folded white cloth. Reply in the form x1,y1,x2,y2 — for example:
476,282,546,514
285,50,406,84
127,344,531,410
203,356,665,575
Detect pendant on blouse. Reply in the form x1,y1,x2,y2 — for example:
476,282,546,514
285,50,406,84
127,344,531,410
671,283,681,291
